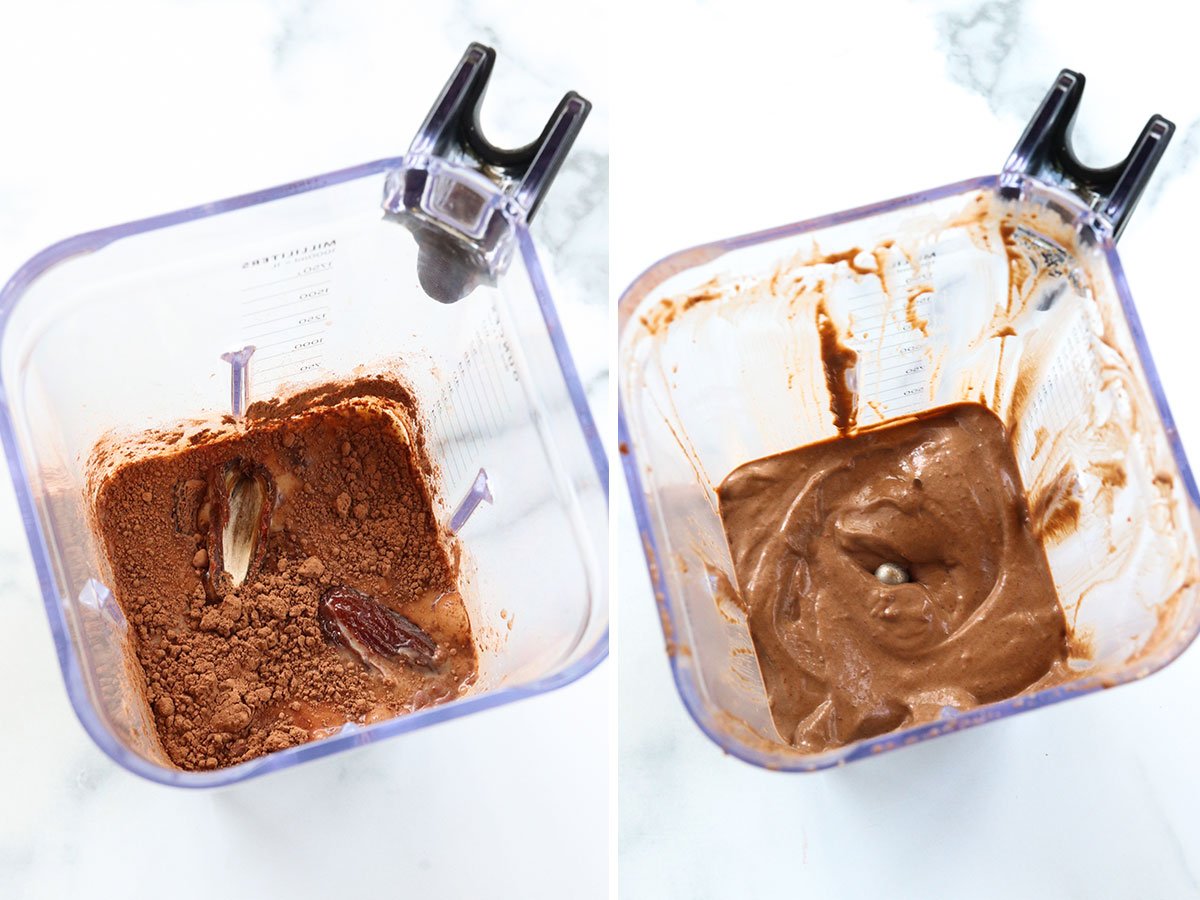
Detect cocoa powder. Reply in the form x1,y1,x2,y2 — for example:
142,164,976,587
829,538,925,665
88,378,477,771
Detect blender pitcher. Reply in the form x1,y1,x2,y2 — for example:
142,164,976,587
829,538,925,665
618,69,1200,771
0,43,608,787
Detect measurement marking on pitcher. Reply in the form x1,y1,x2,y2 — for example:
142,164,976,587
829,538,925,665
430,305,523,488
243,307,329,329
239,270,332,291
477,346,507,421
836,280,936,421
449,405,473,479
243,295,329,315
463,355,501,437
256,333,326,351
873,357,927,377
257,356,323,376
484,337,516,417
247,298,326,317
238,237,336,389
254,348,306,363
243,281,330,304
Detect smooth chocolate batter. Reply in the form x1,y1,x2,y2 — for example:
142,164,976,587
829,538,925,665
717,403,1068,751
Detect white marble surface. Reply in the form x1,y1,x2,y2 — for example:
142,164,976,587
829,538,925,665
0,2,606,898
613,1,1200,897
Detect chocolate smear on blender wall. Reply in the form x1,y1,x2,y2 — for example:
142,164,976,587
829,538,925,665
815,299,858,436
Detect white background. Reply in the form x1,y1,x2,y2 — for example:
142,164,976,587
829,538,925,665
0,2,607,898
613,1,1200,898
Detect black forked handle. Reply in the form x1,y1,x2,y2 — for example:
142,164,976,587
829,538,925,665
1004,69,1175,241
410,42,591,221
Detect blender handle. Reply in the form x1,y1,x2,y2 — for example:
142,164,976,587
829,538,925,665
1002,68,1174,241
384,43,591,303
407,42,591,222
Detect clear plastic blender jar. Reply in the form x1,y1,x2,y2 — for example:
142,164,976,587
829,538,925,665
0,43,608,787
618,70,1200,770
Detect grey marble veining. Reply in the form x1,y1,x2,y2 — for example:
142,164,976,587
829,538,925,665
934,0,1200,217
937,0,1038,116
534,148,609,293
271,0,324,67
1132,754,1200,894
1146,116,1200,207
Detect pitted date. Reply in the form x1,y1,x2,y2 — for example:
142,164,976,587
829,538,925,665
200,458,276,601
318,585,438,670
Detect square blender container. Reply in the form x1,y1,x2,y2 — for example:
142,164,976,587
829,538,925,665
0,44,607,787
618,70,1200,770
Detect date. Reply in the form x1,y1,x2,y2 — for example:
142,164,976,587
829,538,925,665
200,458,276,601
318,586,438,670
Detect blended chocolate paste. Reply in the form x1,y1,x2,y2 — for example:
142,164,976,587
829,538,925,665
717,403,1068,751
89,378,477,770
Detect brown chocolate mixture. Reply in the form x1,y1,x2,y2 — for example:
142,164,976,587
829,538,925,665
816,299,858,436
717,403,1068,752
89,379,477,770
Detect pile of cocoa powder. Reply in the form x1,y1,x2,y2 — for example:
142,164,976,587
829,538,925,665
89,378,477,771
